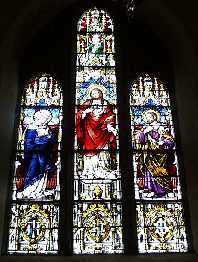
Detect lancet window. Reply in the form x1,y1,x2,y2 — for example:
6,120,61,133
6,5,190,256
8,74,63,254
73,7,123,254
130,74,188,253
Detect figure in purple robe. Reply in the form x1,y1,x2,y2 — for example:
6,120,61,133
135,109,176,198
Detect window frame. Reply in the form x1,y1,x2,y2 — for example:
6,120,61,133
2,0,193,256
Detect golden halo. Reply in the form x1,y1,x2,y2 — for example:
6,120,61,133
142,109,160,123
87,84,107,98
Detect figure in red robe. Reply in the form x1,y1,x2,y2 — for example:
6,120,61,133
76,85,117,179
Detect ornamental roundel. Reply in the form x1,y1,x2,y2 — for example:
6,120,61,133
19,204,49,248
83,202,112,244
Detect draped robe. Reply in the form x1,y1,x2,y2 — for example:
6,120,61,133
76,99,117,178
16,126,57,199
137,127,176,197
76,99,116,155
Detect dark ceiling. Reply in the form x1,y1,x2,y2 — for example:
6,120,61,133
0,0,198,45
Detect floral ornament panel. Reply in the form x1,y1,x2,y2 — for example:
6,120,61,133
8,204,59,254
136,203,188,253
73,202,123,254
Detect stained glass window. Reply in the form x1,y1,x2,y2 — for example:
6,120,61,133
130,73,188,253
73,7,123,254
6,5,191,256
8,73,63,254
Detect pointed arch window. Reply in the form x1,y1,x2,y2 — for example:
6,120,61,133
130,73,189,253
6,4,191,256
73,7,123,254
8,74,63,254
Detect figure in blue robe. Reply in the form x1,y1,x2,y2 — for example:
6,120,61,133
18,109,57,199
23,128,56,190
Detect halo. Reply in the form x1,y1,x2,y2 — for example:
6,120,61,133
33,109,52,123
142,109,160,123
87,84,107,98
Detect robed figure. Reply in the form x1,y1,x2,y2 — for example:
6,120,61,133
135,109,177,198
76,85,117,179
16,109,58,199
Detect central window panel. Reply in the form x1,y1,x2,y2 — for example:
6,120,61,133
73,7,123,254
